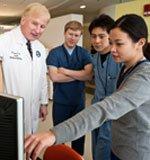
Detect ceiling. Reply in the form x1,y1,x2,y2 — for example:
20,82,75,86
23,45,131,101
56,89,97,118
0,0,133,25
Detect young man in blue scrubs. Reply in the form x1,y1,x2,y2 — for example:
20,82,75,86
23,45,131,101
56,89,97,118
89,14,121,160
46,20,93,156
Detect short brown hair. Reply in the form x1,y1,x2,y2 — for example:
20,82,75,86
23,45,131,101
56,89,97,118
64,20,83,34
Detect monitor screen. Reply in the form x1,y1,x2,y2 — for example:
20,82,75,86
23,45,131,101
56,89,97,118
0,94,24,160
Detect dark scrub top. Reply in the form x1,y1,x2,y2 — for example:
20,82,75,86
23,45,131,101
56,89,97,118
46,45,92,105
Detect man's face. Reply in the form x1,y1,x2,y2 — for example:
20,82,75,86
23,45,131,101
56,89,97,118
21,12,49,41
90,27,110,54
64,28,81,48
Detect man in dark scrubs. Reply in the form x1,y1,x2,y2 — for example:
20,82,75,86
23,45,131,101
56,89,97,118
46,20,93,156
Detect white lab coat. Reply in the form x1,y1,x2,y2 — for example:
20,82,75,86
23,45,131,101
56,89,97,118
0,26,48,134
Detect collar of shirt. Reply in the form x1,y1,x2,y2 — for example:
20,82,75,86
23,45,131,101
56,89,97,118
64,45,75,55
13,26,28,45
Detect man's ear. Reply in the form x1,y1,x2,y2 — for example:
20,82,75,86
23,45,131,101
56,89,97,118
138,38,146,47
20,16,26,25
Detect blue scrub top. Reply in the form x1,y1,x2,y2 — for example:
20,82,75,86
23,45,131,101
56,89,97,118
92,52,122,104
46,45,92,105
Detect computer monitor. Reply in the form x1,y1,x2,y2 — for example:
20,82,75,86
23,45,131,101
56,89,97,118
0,94,24,160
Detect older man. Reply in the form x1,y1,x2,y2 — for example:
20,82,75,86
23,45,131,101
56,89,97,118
0,3,50,134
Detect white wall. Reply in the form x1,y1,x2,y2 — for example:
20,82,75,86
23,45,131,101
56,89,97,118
99,4,116,19
40,14,83,50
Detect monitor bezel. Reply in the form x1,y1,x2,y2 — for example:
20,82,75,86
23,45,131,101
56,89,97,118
0,93,24,160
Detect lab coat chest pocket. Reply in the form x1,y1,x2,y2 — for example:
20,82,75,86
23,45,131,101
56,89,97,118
6,45,32,79
8,45,28,65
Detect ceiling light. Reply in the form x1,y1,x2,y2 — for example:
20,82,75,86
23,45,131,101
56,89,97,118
80,5,86,9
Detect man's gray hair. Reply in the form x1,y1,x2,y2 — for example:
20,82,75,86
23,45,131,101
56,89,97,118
22,3,50,20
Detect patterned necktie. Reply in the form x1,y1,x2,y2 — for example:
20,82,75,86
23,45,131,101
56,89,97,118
26,40,33,59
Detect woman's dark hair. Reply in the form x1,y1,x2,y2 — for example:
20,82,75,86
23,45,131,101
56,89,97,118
113,14,150,60
89,14,115,34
